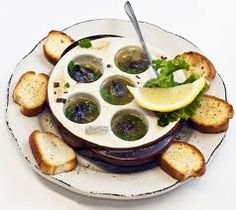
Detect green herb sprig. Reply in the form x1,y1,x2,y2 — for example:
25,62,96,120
156,85,207,127
64,82,70,88
145,59,190,88
79,38,92,48
145,58,207,127
68,61,76,76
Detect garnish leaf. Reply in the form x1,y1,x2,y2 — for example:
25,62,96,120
182,74,200,84
144,58,207,126
68,61,75,76
64,82,70,88
64,105,75,120
79,38,92,48
157,85,207,127
145,58,190,88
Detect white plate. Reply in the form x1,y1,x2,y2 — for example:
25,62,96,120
6,19,227,200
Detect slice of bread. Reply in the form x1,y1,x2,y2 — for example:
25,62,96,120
29,130,77,175
189,95,234,133
13,71,48,117
160,141,205,181
43,30,74,64
176,51,216,81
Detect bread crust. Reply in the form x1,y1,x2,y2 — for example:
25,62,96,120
29,130,77,175
13,71,49,117
20,106,46,117
189,95,234,133
160,141,206,181
43,45,58,65
30,131,55,174
190,119,230,134
176,51,216,81
43,30,74,65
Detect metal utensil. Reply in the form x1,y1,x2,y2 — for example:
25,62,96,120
124,1,158,76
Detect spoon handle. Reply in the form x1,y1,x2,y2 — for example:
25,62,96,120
124,1,152,63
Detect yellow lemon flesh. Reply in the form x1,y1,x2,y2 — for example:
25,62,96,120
127,77,206,112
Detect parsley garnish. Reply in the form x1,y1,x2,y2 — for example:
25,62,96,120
145,59,190,88
64,82,70,88
145,58,207,127
68,61,75,76
156,86,207,127
79,38,92,48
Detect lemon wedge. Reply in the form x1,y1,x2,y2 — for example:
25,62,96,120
127,77,206,112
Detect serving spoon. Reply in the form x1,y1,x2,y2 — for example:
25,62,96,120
124,1,159,77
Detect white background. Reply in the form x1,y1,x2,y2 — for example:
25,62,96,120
0,0,236,209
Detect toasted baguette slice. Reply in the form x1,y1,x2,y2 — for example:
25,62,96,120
189,95,234,133
13,71,48,117
43,30,74,64
160,141,205,181
176,51,216,81
29,130,77,175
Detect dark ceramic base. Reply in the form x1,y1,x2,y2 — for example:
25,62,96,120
53,112,182,167
89,124,181,167
78,148,160,173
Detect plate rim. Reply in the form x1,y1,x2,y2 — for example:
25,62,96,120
5,18,228,200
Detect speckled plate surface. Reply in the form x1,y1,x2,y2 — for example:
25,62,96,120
6,19,227,200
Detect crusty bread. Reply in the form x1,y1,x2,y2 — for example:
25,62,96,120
160,141,205,181
43,30,74,64
176,51,216,81
29,130,77,175
189,95,234,133
13,71,48,117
